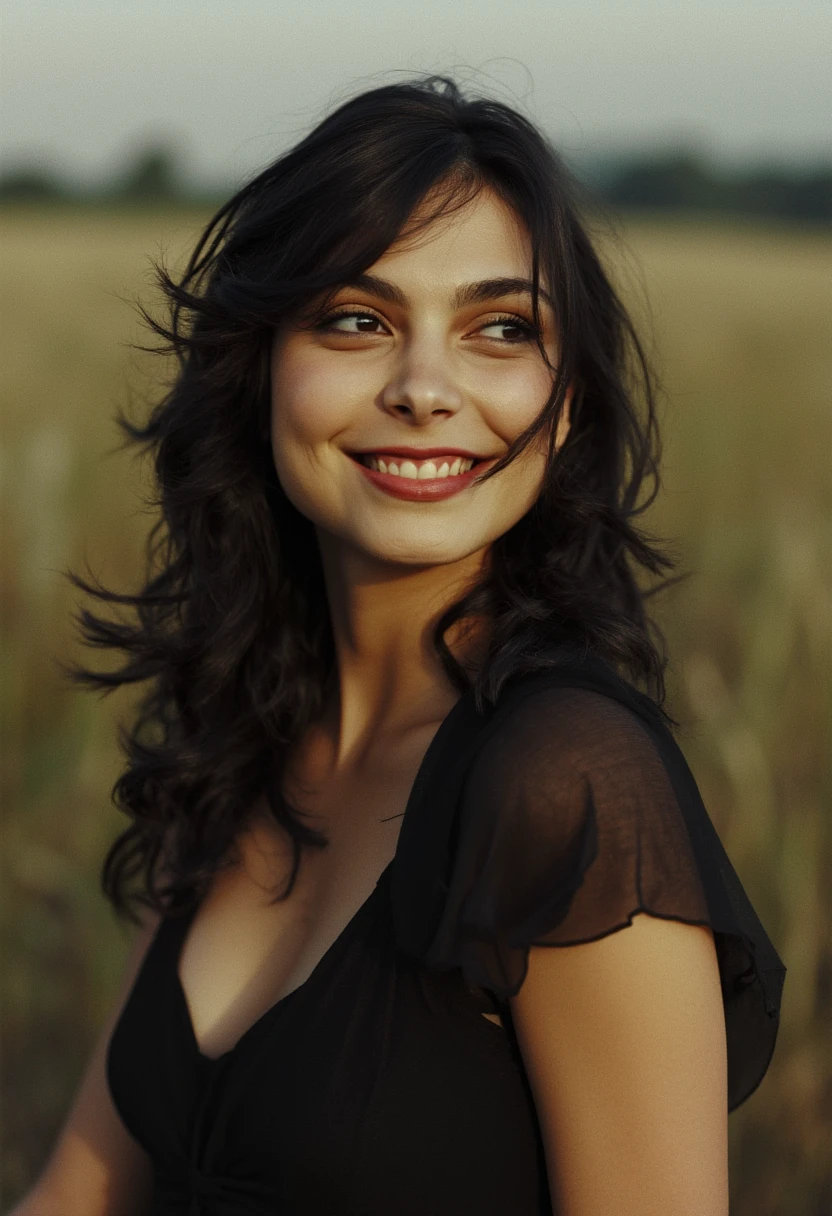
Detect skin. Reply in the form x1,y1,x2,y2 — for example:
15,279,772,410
511,916,729,1215
13,185,728,1215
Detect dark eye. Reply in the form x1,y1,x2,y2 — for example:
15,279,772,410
321,311,387,335
479,316,536,343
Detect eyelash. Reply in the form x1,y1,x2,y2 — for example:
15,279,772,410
316,309,539,344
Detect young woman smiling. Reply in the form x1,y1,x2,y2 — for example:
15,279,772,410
15,78,785,1216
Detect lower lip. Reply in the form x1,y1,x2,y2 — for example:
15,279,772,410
353,457,493,501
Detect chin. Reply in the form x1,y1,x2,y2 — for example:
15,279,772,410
351,528,488,570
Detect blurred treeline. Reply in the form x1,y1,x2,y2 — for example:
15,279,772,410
1,141,831,223
0,200,831,1215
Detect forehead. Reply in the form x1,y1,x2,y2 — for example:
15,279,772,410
368,186,534,290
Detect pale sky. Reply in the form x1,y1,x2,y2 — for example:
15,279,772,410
1,0,830,190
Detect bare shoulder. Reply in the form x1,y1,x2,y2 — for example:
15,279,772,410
10,912,161,1216
509,912,729,1216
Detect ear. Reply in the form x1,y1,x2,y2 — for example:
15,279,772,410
554,382,574,451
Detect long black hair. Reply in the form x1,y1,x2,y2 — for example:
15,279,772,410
70,76,674,918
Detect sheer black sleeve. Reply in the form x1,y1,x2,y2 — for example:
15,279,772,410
418,680,786,1113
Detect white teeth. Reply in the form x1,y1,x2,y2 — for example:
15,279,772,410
365,455,477,478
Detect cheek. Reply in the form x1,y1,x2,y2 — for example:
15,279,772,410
500,445,549,520
270,350,357,466
269,347,375,526
468,359,554,441
480,367,553,518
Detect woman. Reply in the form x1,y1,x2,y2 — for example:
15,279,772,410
15,77,785,1215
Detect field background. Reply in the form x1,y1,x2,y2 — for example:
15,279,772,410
1,206,830,1214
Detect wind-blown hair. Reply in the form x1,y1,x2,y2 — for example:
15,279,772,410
71,76,675,919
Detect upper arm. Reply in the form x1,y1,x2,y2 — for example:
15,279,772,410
509,912,729,1216
12,915,160,1216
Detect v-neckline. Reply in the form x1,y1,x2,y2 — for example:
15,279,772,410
171,688,476,1064
172,860,393,1065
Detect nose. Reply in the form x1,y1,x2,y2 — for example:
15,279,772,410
380,341,463,423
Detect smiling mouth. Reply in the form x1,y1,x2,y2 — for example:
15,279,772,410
357,454,478,480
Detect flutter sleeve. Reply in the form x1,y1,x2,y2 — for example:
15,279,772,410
422,680,786,1112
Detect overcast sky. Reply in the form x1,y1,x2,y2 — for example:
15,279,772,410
2,0,830,189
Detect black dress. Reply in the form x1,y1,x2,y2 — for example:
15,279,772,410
107,654,786,1215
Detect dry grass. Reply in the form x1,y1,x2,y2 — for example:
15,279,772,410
1,207,830,1213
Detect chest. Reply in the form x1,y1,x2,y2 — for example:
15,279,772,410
177,730,436,1060
111,906,544,1215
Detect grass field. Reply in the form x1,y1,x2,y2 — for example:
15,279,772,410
1,206,830,1213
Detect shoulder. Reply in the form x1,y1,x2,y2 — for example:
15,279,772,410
465,671,682,832
423,661,713,986
409,661,784,1119
481,658,674,755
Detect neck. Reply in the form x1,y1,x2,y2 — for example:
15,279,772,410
315,528,489,765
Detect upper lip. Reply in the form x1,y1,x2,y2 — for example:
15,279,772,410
350,446,492,460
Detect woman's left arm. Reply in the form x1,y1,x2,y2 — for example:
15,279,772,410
509,913,729,1216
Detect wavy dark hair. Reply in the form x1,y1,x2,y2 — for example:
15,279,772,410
70,75,676,919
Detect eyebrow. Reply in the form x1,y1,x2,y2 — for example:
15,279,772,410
339,273,555,313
